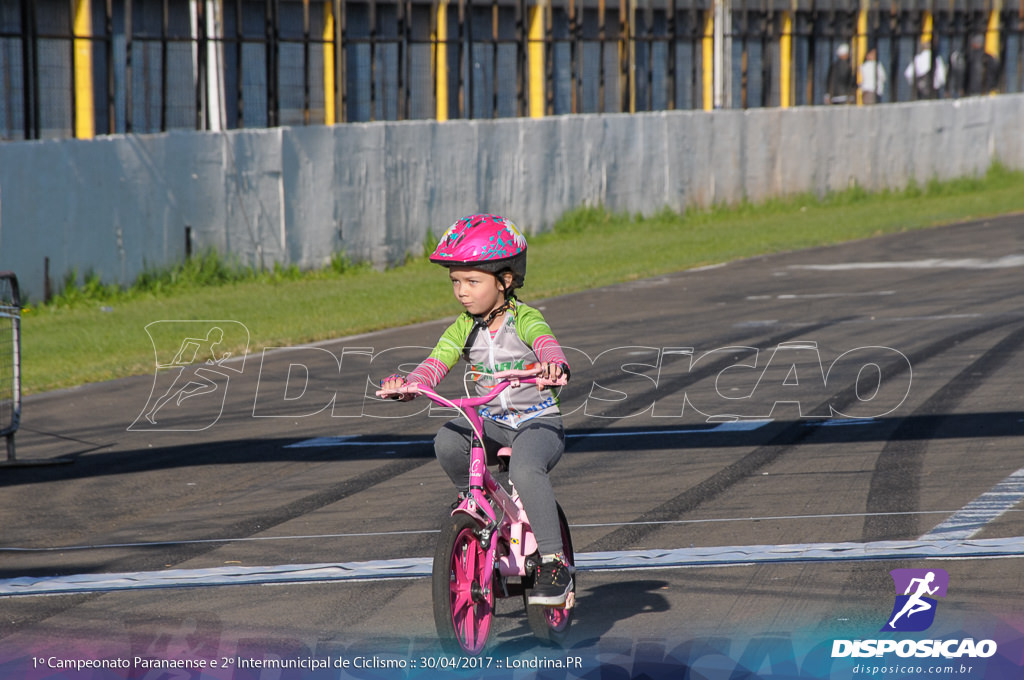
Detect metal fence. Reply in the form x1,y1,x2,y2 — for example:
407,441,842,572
1,0,1022,140
0,272,20,461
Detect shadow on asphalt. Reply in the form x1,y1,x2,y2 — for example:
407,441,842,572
2,412,1021,488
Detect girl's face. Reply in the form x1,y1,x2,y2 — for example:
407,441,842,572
448,266,509,317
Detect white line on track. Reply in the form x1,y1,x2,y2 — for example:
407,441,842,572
788,255,1024,270
2,509,988,554
746,291,895,300
2,537,1022,597
874,313,983,322
732,313,988,328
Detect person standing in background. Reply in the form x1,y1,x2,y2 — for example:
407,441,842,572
825,43,857,105
964,34,1000,95
859,47,887,104
905,39,947,99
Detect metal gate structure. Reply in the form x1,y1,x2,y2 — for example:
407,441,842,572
0,271,72,466
0,271,21,463
1,0,1022,140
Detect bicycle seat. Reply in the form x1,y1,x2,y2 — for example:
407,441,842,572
496,446,512,472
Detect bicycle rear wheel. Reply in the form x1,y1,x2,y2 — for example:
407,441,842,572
524,503,576,644
433,514,494,654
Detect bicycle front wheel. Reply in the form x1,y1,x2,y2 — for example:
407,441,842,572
433,514,494,655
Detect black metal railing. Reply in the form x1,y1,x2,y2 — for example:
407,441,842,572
0,272,21,462
0,0,1020,141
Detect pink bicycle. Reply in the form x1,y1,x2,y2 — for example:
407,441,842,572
378,368,575,654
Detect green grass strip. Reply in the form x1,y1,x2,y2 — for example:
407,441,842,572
19,163,1024,394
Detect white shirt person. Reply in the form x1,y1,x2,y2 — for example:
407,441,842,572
905,41,947,98
859,48,887,104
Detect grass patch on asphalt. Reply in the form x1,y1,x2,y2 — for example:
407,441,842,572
20,163,1024,394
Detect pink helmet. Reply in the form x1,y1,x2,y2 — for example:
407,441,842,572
430,214,528,290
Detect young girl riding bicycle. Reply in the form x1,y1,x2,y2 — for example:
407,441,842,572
380,213,573,606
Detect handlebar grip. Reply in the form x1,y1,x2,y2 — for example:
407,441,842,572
491,367,569,386
375,383,422,399
491,368,546,380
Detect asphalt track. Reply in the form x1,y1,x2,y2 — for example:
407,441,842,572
2,215,1024,678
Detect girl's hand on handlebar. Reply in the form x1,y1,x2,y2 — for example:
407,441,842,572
536,362,569,389
378,374,417,401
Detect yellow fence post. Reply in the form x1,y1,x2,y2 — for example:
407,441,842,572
985,0,1001,61
702,7,713,110
528,1,546,117
855,6,867,105
434,0,449,121
73,0,95,139
779,11,792,108
323,1,336,124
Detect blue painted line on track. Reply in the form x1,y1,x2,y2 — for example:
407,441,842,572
920,469,1024,540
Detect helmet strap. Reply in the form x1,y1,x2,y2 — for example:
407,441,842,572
496,269,517,302
462,299,511,362
482,299,512,327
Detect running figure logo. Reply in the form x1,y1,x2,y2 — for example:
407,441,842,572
882,568,949,632
129,321,249,432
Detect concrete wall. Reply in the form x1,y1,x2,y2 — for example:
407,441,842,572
1,95,1022,301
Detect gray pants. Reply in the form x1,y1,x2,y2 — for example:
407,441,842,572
434,416,565,556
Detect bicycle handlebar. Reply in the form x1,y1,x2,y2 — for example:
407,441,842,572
375,367,567,401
